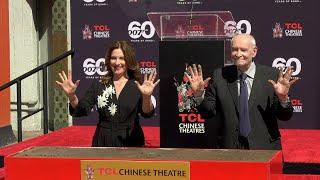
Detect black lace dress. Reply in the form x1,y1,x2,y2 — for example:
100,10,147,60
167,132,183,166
69,79,154,147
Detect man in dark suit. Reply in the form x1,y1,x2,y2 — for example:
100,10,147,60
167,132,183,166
185,34,298,150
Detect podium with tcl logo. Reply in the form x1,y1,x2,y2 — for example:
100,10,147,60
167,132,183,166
5,146,283,180
147,11,234,148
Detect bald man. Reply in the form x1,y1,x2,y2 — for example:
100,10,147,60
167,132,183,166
186,34,298,150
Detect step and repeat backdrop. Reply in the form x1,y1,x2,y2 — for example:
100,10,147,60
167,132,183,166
71,0,319,134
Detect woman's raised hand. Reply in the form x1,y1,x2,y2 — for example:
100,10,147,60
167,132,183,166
56,71,80,97
135,73,160,97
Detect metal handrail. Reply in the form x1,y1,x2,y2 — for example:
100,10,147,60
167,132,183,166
0,49,75,142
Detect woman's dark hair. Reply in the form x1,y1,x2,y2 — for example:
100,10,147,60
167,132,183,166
101,41,141,83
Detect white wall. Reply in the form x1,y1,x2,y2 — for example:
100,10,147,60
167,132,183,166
9,0,72,132
9,0,41,131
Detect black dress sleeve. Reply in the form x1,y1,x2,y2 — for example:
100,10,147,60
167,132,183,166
69,81,98,117
138,95,155,118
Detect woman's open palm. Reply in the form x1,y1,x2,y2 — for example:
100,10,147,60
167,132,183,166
56,71,80,96
135,73,160,96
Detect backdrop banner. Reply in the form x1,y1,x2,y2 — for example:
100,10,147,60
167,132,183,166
71,0,320,134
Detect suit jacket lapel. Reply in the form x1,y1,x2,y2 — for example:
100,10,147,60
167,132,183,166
227,79,239,113
225,65,239,113
225,64,264,112
249,64,263,108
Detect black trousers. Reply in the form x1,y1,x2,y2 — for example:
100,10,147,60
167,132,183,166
238,136,249,149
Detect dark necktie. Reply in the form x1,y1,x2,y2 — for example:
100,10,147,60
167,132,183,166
239,73,251,137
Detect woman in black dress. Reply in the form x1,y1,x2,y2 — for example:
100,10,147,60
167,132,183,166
56,41,159,147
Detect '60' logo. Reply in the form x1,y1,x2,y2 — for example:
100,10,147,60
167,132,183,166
272,57,301,76
83,58,107,76
128,21,155,39
224,20,252,37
